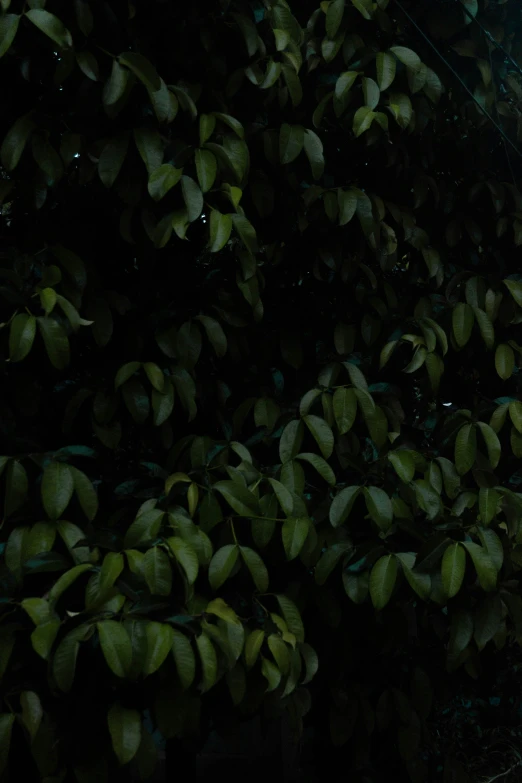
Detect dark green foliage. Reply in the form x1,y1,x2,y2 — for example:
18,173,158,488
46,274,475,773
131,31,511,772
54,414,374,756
1,0,522,780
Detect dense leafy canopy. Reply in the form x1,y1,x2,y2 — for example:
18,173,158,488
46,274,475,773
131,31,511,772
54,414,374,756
1,0,522,780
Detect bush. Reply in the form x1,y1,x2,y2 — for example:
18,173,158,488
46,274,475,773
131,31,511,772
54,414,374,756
1,0,522,780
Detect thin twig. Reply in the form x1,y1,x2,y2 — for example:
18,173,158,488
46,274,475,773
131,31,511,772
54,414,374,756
482,760,522,783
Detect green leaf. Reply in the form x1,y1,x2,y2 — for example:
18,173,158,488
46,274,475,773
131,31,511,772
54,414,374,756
268,634,290,675
76,49,100,82
48,563,92,603
330,486,361,527
462,541,497,592
142,547,172,596
124,509,164,549
119,52,160,92
147,164,182,201
388,450,415,483
196,632,218,692
303,414,334,458
97,132,128,187
122,378,150,423
244,629,265,669
472,307,494,349
213,480,260,517
396,553,431,600
280,420,304,463
266,478,293,515
275,594,304,643
441,543,466,598
134,127,163,174
300,643,319,684
448,609,474,661
206,597,241,626
170,630,196,689
53,626,90,692
0,14,19,57
333,387,357,434
315,541,353,586
31,619,60,660
0,713,14,777
208,210,232,253
282,517,310,560
40,287,57,316
212,112,244,139
495,343,515,380
476,527,503,571
326,0,345,38
208,544,239,590
338,188,358,226
452,302,474,348
455,423,476,475
390,45,421,70
107,703,141,765
509,401,522,433
503,278,522,307
70,466,98,521
261,657,281,692
364,486,393,531
9,313,36,362
414,480,442,520
295,453,336,485
474,594,502,651
20,690,42,742
21,596,50,625
99,552,124,597
303,129,324,179
143,621,174,676
353,106,375,137
279,123,304,164
478,487,500,525
362,76,380,109
42,462,73,519
231,214,258,255
369,554,398,610
196,315,227,357
181,175,203,222
142,362,164,393
376,51,396,90
103,60,129,106
167,537,199,584
25,9,72,48
151,379,174,427
476,421,501,469
37,316,70,369
1,113,34,170
240,546,269,592
97,621,132,678
195,149,217,193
